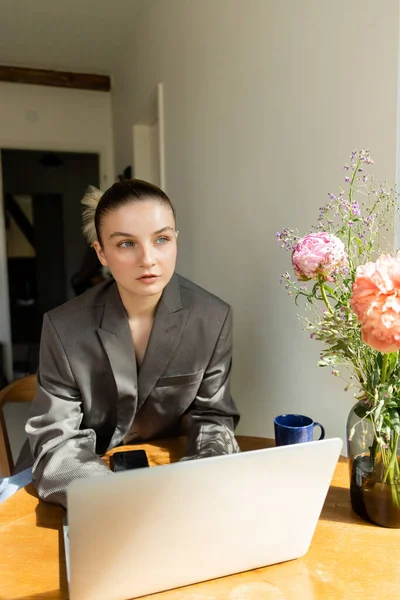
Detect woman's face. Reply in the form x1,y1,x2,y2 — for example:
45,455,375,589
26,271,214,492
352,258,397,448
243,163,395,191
94,199,177,299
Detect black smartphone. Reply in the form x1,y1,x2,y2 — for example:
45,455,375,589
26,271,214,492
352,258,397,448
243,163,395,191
110,449,150,472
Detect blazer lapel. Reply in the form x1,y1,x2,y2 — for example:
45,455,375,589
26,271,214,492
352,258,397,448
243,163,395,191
97,284,138,447
137,274,189,411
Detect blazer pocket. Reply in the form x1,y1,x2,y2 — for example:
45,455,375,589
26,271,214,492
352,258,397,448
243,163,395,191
156,369,204,388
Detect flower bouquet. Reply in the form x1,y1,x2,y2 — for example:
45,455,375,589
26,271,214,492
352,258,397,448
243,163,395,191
277,150,400,527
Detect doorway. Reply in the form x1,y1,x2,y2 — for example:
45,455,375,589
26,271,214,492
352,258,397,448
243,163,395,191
1,149,100,378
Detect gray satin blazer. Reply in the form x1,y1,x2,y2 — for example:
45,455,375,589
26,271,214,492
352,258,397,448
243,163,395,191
26,273,240,507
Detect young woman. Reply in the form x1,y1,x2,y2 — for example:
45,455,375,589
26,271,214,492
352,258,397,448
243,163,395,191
26,179,240,507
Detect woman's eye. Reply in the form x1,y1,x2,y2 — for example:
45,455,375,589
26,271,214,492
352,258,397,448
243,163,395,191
155,236,169,245
119,241,135,248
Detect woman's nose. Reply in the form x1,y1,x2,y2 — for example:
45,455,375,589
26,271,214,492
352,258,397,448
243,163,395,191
139,245,156,267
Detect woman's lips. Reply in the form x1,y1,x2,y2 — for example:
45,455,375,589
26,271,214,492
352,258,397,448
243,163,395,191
137,275,160,284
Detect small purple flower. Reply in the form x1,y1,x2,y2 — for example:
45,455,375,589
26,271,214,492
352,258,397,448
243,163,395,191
339,198,350,212
345,176,350,183
276,228,297,249
351,202,360,216
365,214,374,227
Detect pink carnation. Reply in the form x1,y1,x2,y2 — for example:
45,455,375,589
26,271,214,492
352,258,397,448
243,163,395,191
291,232,348,281
351,253,400,353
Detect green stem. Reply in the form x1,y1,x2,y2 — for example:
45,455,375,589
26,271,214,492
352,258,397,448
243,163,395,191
351,361,364,386
377,355,400,508
347,227,352,269
347,158,360,270
381,353,390,384
383,434,398,483
319,281,333,315
382,432,400,509
349,162,358,202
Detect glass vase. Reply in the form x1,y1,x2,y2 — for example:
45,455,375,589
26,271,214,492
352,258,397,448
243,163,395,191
347,401,400,528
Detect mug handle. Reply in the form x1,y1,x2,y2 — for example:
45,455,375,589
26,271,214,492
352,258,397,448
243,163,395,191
314,422,325,440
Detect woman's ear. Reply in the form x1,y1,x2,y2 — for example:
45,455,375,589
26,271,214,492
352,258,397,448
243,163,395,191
93,241,108,266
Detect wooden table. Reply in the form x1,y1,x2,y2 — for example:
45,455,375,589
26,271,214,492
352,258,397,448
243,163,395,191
1,435,399,600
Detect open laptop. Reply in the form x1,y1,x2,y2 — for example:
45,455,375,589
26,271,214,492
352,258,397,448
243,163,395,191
64,437,342,600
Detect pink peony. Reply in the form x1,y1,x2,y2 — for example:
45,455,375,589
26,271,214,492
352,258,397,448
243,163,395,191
351,253,400,353
291,232,348,281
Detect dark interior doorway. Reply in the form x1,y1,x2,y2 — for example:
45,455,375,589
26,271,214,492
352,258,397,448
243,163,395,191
2,149,100,378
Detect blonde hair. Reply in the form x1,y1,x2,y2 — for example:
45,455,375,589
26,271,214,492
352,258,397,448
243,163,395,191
81,186,103,245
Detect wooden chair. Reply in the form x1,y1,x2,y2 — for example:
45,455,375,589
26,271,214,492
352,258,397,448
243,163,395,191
0,375,36,476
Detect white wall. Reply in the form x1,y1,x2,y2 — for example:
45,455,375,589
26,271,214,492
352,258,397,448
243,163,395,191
0,82,115,378
112,0,400,443
0,82,114,184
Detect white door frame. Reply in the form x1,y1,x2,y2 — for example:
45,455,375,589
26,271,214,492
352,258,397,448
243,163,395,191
157,83,167,190
0,139,110,381
133,83,167,190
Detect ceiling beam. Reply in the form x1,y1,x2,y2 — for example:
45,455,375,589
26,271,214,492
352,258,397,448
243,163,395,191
0,65,111,92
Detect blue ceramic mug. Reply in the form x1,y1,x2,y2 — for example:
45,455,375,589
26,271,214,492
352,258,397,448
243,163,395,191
274,414,325,446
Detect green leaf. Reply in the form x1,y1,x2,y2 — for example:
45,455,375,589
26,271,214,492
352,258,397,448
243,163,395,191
389,352,399,374
310,283,319,298
323,284,336,295
386,399,399,409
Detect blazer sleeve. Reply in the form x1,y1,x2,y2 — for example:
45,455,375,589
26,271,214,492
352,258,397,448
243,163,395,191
179,306,241,460
26,314,111,508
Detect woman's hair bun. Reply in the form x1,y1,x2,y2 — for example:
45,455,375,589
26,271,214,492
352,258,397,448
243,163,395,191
81,185,102,245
